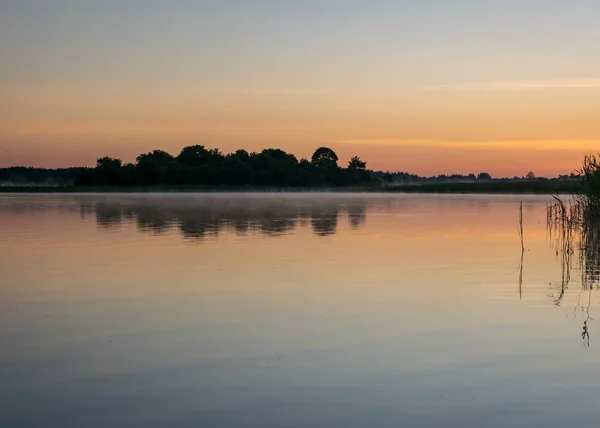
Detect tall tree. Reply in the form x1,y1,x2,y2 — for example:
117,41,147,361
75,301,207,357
311,147,339,168
135,150,175,185
94,157,123,185
253,148,299,186
177,145,223,167
348,156,367,170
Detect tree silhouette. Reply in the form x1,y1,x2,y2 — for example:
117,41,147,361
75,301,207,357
223,149,253,185
177,145,223,167
311,147,339,168
135,150,176,185
253,148,299,186
348,156,367,170
72,145,377,188
94,157,123,185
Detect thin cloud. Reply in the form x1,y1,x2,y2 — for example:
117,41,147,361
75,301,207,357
423,78,600,91
337,139,600,151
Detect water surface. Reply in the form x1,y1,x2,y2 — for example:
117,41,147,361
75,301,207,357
1,193,599,427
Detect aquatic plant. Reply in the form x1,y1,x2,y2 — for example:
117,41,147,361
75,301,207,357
546,155,600,286
545,155,600,345
578,154,600,200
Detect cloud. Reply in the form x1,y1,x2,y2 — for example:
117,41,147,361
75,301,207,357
336,139,600,151
423,78,600,91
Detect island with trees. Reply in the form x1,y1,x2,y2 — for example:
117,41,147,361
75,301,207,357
74,146,371,188
0,145,586,194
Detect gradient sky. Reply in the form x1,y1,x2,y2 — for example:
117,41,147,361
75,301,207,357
1,0,599,176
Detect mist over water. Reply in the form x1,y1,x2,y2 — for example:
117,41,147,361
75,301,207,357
1,193,600,428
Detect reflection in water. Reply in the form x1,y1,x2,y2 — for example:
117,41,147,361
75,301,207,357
518,202,525,300
576,287,594,348
518,249,524,301
546,198,600,346
348,204,367,229
87,196,367,240
7,194,600,427
311,211,338,237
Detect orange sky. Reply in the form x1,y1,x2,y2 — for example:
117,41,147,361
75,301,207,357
1,2,600,176
2,82,598,176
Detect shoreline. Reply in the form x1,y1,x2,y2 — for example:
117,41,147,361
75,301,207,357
0,181,581,195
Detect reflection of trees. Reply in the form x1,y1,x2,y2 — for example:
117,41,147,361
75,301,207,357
255,217,298,237
135,206,172,234
90,197,368,240
95,202,123,229
179,217,219,240
347,203,367,229
311,213,337,237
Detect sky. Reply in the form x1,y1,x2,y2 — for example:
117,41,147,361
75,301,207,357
1,0,599,177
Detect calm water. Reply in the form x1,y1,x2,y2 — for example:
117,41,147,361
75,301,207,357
1,193,599,427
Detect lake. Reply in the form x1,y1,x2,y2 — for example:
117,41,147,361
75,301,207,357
1,193,599,427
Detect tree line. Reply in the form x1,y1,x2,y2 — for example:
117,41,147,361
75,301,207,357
75,146,372,187
1,148,583,188
0,167,84,186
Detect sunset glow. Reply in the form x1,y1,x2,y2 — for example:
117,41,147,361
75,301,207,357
1,1,599,176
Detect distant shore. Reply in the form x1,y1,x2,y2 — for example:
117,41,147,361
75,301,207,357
0,179,582,195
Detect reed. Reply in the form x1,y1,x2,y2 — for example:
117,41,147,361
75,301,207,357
518,201,524,251
518,201,525,300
